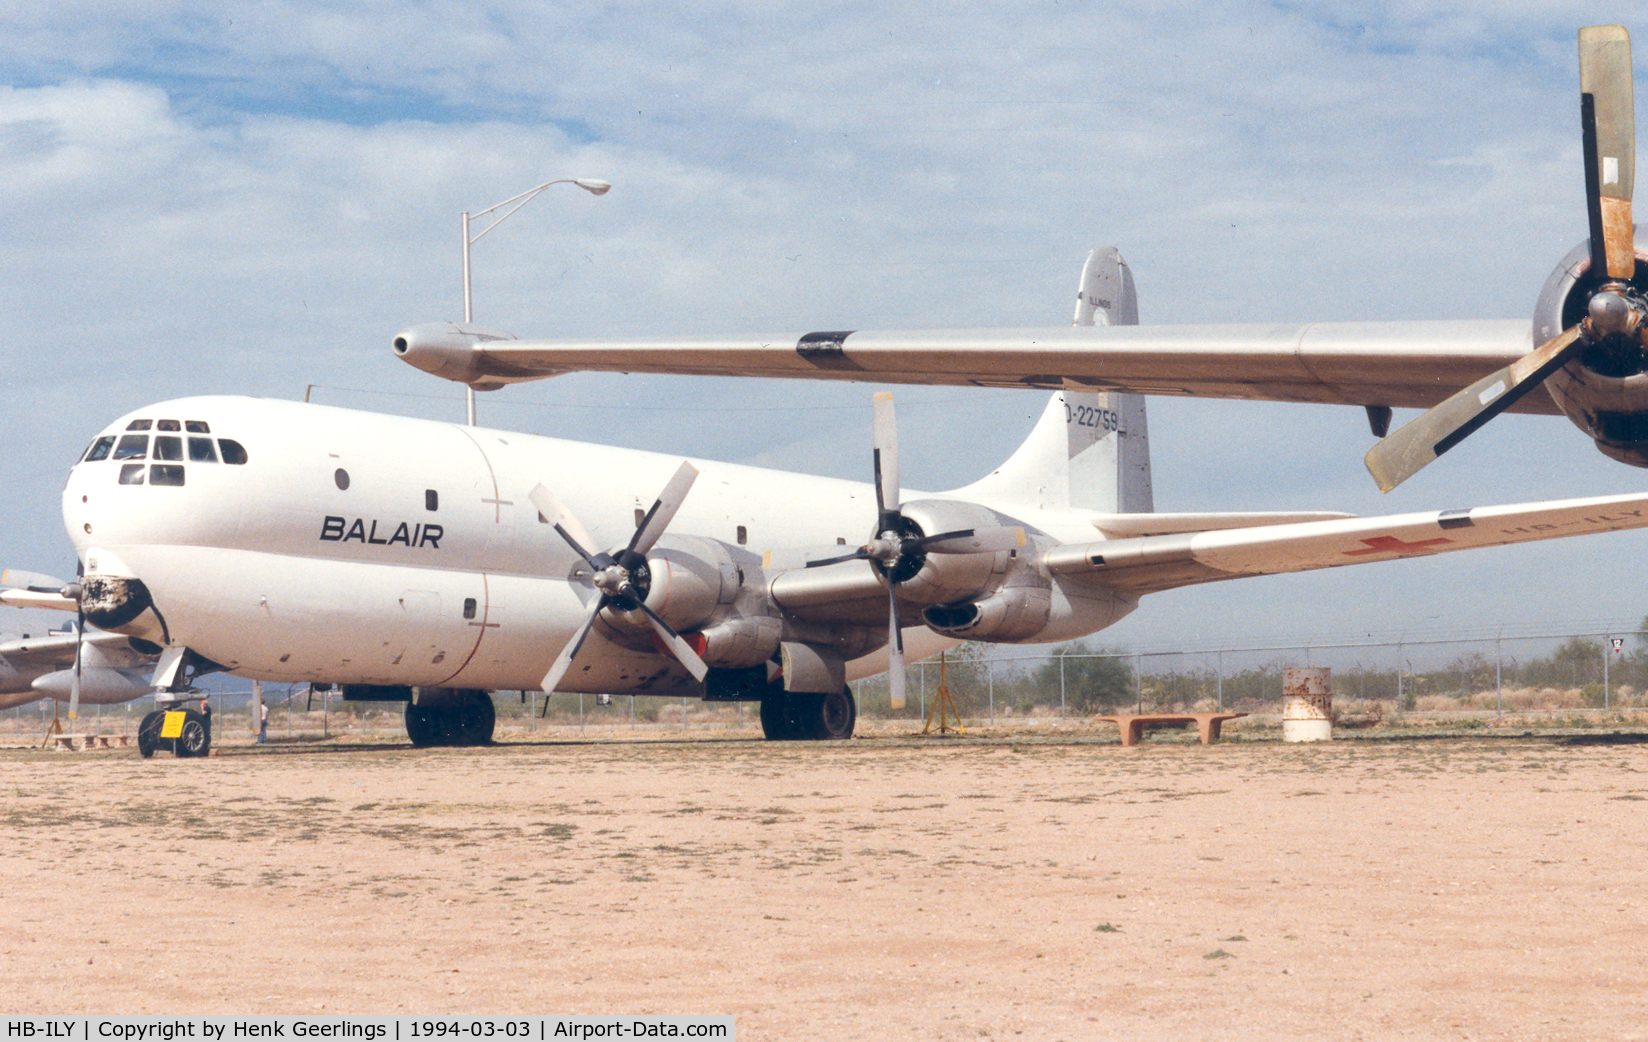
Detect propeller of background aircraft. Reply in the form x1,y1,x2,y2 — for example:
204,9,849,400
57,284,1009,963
804,393,1024,709
530,462,711,700
1365,24,1644,492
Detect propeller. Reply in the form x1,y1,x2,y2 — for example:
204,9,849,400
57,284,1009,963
530,461,710,698
1365,24,1645,492
806,392,1025,709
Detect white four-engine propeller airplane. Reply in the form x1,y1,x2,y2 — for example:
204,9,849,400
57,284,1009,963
396,26,1648,496
40,239,1648,748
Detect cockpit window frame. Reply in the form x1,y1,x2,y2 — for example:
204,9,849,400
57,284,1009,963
83,436,115,463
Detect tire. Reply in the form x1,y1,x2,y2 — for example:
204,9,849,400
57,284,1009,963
176,712,211,758
455,691,495,745
760,691,797,740
816,686,856,740
404,703,437,747
137,711,163,759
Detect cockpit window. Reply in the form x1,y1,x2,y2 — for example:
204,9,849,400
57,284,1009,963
186,420,210,434
153,436,184,462
150,465,185,486
125,420,152,431
113,434,149,460
157,420,181,432
83,436,115,463
188,437,218,462
118,464,145,485
219,439,248,465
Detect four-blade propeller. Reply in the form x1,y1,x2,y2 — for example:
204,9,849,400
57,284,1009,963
1365,24,1645,492
805,392,1024,709
531,461,710,697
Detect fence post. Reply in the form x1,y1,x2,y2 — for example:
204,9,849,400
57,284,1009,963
1604,633,1612,711
1135,652,1143,713
1495,635,1502,716
1059,649,1066,720
1217,649,1224,711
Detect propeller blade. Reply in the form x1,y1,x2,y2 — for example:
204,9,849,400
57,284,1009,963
68,608,83,725
872,392,900,522
1365,326,1584,492
803,548,872,569
1581,25,1636,280
629,461,699,556
636,602,710,681
529,483,601,565
915,525,1028,555
886,584,906,711
541,594,604,694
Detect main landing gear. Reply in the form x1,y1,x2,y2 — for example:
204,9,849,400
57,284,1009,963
760,685,856,741
404,689,496,747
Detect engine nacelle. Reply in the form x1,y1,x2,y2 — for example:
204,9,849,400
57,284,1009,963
923,586,1052,643
894,499,1018,606
392,323,543,390
697,613,782,668
1534,231,1648,466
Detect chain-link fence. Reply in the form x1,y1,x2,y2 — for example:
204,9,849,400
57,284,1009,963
5,626,1646,741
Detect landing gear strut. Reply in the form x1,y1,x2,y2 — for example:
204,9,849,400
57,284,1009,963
760,684,856,741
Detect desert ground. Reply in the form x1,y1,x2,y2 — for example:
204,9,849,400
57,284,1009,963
3,722,1647,1040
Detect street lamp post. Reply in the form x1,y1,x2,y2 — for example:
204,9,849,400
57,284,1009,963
460,177,610,424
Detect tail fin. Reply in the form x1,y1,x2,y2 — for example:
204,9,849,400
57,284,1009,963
955,247,1153,513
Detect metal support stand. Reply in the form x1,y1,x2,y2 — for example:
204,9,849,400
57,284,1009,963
923,652,964,735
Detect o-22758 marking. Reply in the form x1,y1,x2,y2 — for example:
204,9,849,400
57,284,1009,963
1064,403,1120,432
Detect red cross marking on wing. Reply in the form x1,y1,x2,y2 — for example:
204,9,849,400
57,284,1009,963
1341,534,1454,557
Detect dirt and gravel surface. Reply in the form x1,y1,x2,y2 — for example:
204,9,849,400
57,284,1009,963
3,725,1647,1040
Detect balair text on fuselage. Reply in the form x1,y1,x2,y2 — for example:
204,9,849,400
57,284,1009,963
319,516,444,549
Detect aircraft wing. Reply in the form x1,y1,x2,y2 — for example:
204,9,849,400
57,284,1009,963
393,319,1558,414
0,589,77,611
1043,491,1648,596
0,629,137,671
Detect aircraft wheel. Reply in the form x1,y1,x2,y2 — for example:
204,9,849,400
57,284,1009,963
136,711,163,759
176,712,211,758
816,685,856,740
404,704,438,747
455,691,495,745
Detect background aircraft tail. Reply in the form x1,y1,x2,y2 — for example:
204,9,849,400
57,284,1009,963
956,247,1153,513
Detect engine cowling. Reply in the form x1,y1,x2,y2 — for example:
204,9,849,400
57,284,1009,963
608,536,734,635
1535,230,1648,465
892,499,1018,606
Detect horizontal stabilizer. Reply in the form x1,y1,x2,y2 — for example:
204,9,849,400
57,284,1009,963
1048,491,1648,596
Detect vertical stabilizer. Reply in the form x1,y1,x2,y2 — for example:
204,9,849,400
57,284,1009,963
955,247,1153,513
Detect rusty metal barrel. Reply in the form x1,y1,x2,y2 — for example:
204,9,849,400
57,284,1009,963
1282,667,1332,742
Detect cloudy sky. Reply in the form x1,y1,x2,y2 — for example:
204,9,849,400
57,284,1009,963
3,3,1645,657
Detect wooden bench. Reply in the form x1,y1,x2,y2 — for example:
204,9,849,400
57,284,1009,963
47,734,131,751
1096,712,1248,746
